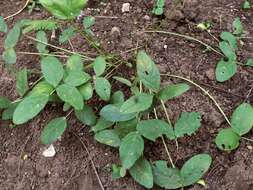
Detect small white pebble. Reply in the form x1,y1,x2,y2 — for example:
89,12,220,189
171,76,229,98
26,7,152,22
122,3,130,13
43,144,56,158
164,45,168,49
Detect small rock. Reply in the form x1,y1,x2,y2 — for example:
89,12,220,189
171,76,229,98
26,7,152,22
143,15,151,21
110,26,121,36
42,144,56,158
122,3,130,13
164,45,168,49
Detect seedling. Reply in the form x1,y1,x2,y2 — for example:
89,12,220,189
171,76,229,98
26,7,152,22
152,0,165,16
242,0,251,10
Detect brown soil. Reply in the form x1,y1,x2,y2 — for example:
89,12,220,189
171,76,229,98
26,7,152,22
1,0,253,190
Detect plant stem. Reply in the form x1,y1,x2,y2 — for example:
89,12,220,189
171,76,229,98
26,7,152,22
154,108,175,168
241,137,253,142
17,51,70,58
144,30,223,56
25,35,94,61
162,74,231,126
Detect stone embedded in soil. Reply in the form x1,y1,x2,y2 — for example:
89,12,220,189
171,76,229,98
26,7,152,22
122,3,130,13
110,26,121,37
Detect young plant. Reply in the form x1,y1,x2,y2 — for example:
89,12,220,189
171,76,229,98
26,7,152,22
215,103,253,151
152,0,165,16
93,51,212,189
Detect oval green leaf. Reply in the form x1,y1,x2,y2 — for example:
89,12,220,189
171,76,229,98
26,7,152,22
215,128,240,151
91,117,114,133
40,117,67,145
64,70,90,86
78,82,93,100
74,104,97,126
66,54,83,71
93,56,106,76
3,48,17,64
231,103,253,136
41,56,64,87
13,94,49,124
0,96,11,109
215,59,237,82
120,93,153,114
56,84,83,110
158,83,190,101
181,154,212,186
95,77,111,101
119,132,144,169
129,157,153,189
95,129,121,147
16,68,28,97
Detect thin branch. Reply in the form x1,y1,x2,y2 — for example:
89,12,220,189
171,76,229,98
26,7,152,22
4,0,30,20
73,132,105,190
144,30,223,56
162,74,231,126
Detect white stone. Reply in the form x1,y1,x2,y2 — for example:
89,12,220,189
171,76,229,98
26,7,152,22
122,3,130,13
42,144,56,158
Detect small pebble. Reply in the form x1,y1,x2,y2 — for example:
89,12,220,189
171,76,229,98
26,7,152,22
122,3,130,13
143,15,151,21
164,45,168,49
42,144,56,158
110,26,121,36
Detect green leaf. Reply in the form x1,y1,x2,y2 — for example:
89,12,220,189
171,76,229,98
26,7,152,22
158,83,190,101
115,119,138,139
13,94,49,124
3,48,17,64
0,96,11,109
215,59,237,82
16,68,28,97
120,93,153,114
246,59,253,67
91,117,114,133
93,56,106,76
22,20,58,33
29,81,54,96
243,0,250,9
129,157,153,189
40,117,67,144
233,17,243,36
41,56,64,87
181,154,212,186
113,76,132,87
36,31,48,54
4,25,20,49
83,16,95,29
78,82,93,100
119,132,144,169
111,91,125,105
137,50,160,91
112,164,125,179
215,128,240,151
174,112,201,138
39,0,88,20
95,129,121,147
137,119,175,141
56,84,83,110
75,104,97,126
153,161,182,189
2,102,19,120
220,32,238,51
63,102,71,111
66,54,83,71
219,41,236,61
95,77,111,101
100,104,136,122
59,27,76,43
231,103,253,136
0,16,7,33
64,70,90,86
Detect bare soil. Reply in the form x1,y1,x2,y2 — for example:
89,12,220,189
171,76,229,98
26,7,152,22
1,0,253,190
